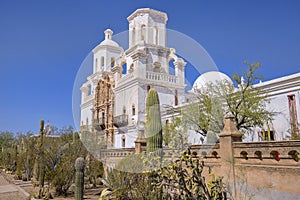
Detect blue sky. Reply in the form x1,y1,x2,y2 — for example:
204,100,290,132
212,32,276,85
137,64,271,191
0,0,299,133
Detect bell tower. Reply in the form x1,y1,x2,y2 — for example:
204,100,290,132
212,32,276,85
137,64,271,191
127,8,168,47
126,8,170,76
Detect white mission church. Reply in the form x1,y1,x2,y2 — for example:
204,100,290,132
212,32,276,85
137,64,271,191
80,8,300,149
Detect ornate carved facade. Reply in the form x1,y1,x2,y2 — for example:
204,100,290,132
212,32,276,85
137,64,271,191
92,75,115,147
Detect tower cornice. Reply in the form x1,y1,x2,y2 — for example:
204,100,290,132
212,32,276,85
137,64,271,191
127,8,168,23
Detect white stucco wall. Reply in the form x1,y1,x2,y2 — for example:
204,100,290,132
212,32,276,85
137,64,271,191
267,91,300,140
80,100,93,126
114,127,138,148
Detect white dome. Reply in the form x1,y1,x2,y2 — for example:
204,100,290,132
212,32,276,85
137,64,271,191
99,39,120,47
193,71,233,90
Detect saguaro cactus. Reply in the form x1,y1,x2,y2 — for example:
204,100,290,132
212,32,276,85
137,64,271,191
145,88,163,154
13,143,18,172
75,157,85,200
73,131,79,143
38,119,45,198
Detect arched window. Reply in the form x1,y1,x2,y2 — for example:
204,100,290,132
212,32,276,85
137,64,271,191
141,25,146,41
147,85,151,92
132,27,135,46
101,56,104,67
122,135,126,148
129,64,134,73
95,58,98,71
88,84,92,96
288,94,299,136
102,112,105,119
132,104,136,116
175,90,178,106
153,26,158,45
111,57,115,67
123,106,126,115
121,63,127,74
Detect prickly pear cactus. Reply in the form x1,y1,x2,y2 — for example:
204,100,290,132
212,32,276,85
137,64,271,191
75,157,85,200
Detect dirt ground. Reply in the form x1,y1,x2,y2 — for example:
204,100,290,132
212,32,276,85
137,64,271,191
1,171,105,199
21,184,104,200
1,172,104,200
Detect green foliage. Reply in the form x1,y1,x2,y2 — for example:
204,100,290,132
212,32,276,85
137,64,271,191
40,120,45,132
86,155,104,187
206,131,218,144
226,62,273,133
115,153,144,173
100,168,159,200
163,117,189,149
0,124,105,198
146,88,163,154
49,154,76,196
100,148,227,200
0,131,16,170
208,174,227,200
0,131,36,180
73,131,80,142
24,135,35,180
38,119,45,198
0,131,15,150
75,157,85,200
1,147,14,171
182,88,225,137
153,148,227,199
46,131,87,196
185,62,274,137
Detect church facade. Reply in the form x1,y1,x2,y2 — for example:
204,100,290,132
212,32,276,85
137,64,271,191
80,8,300,149
80,8,186,148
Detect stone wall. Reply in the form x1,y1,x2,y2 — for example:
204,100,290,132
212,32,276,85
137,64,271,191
102,114,300,199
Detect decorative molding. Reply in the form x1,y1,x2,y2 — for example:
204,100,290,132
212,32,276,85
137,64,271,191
127,8,168,23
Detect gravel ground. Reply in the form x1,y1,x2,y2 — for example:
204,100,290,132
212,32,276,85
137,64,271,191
0,172,28,200
1,172,103,200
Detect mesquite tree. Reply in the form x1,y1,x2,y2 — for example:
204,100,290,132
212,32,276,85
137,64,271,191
183,62,274,137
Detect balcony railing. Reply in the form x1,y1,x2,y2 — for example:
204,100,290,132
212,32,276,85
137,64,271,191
93,118,105,131
113,114,128,127
146,71,177,84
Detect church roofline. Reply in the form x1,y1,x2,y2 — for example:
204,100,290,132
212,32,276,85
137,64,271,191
92,44,124,54
254,72,300,97
256,72,300,87
127,8,168,22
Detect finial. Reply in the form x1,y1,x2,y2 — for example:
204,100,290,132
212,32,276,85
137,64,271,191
241,76,245,85
220,113,243,142
104,29,113,40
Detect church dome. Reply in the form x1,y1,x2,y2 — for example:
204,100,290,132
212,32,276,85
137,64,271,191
98,29,120,47
99,38,120,47
193,71,233,90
